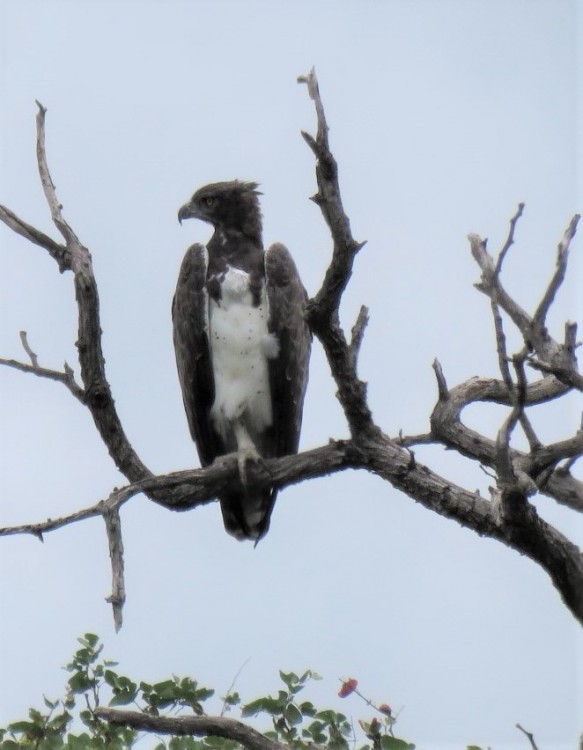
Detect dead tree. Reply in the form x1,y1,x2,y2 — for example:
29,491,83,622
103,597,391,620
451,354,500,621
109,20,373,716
0,71,581,635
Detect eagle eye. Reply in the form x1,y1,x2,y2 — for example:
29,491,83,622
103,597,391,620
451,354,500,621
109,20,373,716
202,196,216,208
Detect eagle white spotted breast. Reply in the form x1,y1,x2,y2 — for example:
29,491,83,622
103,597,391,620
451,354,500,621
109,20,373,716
173,181,311,541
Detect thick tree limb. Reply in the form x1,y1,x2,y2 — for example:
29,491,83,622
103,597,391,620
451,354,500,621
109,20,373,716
95,708,287,750
298,68,374,440
0,442,358,538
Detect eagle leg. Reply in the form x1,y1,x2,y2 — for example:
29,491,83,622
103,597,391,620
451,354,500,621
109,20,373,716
233,421,262,487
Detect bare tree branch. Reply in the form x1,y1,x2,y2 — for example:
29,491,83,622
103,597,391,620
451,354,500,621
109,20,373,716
533,213,579,328
469,215,581,391
0,354,86,403
516,722,540,750
0,203,70,271
298,68,374,440
348,305,369,372
19,330,39,366
103,507,125,632
494,202,525,275
95,707,287,750
0,442,358,537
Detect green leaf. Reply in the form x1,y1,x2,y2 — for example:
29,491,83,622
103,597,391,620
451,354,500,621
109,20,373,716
109,688,138,706
381,737,416,750
68,671,95,694
152,679,179,699
316,709,347,724
467,746,485,750
7,719,37,734
241,697,281,717
299,700,316,717
279,671,299,689
284,703,303,725
193,687,214,702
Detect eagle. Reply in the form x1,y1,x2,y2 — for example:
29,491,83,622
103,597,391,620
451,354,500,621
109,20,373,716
173,181,311,541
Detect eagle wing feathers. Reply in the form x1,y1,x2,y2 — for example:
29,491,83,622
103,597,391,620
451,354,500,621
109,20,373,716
172,243,224,466
265,243,311,459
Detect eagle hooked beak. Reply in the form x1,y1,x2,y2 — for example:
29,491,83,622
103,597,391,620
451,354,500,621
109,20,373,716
177,202,198,225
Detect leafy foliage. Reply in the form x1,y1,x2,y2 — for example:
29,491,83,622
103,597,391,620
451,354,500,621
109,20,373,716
0,635,487,750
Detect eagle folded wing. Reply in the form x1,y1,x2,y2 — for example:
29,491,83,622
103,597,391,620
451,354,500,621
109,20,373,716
172,243,224,466
265,242,312,459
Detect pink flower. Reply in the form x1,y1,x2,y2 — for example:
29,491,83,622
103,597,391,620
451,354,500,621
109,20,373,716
338,678,358,698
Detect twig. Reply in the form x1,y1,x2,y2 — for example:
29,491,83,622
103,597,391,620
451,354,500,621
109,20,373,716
533,213,580,328
495,202,524,276
19,331,39,366
515,723,539,750
0,204,70,271
220,658,250,717
348,305,369,371
431,359,449,401
0,356,86,403
103,507,125,632
35,101,81,250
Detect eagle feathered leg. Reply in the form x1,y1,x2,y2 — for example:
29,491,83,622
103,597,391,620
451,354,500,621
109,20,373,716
233,420,261,487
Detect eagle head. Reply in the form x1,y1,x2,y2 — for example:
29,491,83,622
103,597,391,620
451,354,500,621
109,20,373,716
178,180,263,242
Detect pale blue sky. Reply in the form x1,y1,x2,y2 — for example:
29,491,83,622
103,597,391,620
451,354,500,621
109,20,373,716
0,1,581,748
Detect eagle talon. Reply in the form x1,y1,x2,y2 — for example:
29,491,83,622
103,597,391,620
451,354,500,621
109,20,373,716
237,448,262,487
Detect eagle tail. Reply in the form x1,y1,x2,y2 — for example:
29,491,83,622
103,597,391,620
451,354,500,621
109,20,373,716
219,489,277,542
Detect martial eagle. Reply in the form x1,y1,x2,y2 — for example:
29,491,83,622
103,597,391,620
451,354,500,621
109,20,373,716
174,181,311,541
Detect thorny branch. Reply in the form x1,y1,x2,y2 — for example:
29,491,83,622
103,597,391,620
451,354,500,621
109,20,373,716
1,73,582,639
